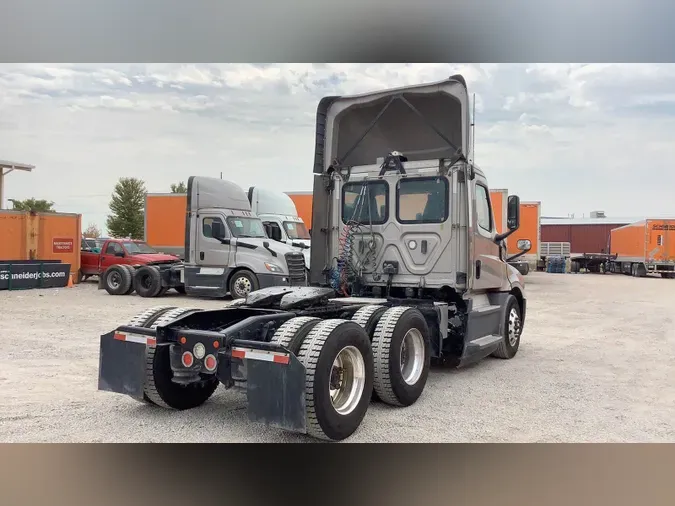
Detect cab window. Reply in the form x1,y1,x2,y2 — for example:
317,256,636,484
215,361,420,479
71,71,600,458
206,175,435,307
397,177,449,224
475,184,493,232
341,181,388,225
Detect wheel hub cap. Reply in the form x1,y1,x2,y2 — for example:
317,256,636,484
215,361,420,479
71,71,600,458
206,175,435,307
235,277,252,297
329,345,366,415
400,328,425,385
109,273,121,288
508,308,521,347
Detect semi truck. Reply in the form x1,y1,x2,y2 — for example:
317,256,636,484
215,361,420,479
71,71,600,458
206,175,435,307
97,74,530,441
607,219,675,278
103,178,307,299
247,186,312,269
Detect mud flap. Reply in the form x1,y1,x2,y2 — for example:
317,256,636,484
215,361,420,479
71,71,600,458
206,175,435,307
245,353,307,434
97,330,148,401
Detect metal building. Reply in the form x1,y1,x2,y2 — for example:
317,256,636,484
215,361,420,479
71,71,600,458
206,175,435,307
541,216,644,255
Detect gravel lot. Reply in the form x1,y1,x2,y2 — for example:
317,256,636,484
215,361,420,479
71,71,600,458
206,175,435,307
1,271,674,442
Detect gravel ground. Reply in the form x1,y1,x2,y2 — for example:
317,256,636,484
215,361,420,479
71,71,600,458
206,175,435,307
1,272,674,442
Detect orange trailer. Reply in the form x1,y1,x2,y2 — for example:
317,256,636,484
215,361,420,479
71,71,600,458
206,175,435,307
285,192,313,232
489,189,507,235
608,219,675,277
505,201,541,268
0,210,81,286
144,193,187,258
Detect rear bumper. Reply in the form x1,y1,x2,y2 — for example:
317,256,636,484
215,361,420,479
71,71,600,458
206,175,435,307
97,316,308,434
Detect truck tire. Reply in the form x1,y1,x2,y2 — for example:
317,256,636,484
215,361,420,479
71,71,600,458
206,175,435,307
144,343,219,410
103,265,133,295
134,265,163,298
142,306,214,409
491,295,522,359
126,306,177,327
370,307,431,407
271,316,322,355
120,265,136,294
229,270,259,299
297,319,373,441
351,305,388,338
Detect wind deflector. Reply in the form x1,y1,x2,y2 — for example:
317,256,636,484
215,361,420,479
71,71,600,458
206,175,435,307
315,77,470,174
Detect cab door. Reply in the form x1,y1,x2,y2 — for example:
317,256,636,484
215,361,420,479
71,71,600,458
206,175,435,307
472,176,506,291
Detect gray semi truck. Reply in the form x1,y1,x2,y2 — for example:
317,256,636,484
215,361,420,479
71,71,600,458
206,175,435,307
97,74,529,441
100,177,307,299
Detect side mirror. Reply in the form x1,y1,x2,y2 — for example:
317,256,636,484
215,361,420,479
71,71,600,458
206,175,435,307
507,195,520,231
517,239,531,251
272,228,283,242
212,221,226,240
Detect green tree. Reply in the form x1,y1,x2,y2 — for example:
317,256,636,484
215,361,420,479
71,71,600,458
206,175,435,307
170,181,187,193
9,198,55,212
106,177,146,239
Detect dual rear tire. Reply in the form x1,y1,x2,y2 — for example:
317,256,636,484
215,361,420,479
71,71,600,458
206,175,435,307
270,306,431,441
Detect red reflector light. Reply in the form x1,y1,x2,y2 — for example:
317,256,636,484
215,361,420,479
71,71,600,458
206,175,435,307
181,351,194,367
204,354,217,372
179,336,187,345
213,340,220,349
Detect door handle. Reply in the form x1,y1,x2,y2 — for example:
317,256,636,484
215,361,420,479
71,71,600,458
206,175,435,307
475,260,481,279
421,240,427,254
200,252,204,260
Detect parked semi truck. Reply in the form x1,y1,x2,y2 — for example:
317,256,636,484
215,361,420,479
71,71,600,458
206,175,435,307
103,177,307,299
247,186,312,269
97,74,530,441
607,219,675,278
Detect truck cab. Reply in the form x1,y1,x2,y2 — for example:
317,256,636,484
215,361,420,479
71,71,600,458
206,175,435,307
97,74,531,443
182,177,307,298
247,186,312,269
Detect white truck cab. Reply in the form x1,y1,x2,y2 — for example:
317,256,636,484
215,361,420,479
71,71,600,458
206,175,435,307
248,186,312,269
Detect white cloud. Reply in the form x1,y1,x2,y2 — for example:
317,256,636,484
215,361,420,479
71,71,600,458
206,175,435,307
1,63,674,234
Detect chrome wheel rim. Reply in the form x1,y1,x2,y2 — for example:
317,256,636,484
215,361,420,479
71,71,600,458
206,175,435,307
329,345,366,415
400,328,425,385
233,276,252,298
508,307,521,347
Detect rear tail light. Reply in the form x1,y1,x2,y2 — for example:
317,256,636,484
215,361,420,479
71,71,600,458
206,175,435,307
181,351,194,368
204,354,217,372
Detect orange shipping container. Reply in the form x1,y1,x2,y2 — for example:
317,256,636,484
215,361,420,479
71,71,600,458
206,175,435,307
506,201,541,262
0,210,81,281
144,193,188,257
610,219,675,263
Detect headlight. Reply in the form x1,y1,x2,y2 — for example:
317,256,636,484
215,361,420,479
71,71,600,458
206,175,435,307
264,262,283,273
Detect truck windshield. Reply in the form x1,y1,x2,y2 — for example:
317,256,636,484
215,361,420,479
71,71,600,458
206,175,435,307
122,241,158,254
397,177,449,224
226,217,267,238
284,221,310,240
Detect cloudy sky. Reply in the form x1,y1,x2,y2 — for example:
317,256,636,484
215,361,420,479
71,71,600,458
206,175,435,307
1,63,674,234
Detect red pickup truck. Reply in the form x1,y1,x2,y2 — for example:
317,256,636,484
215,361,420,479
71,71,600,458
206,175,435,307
80,238,180,292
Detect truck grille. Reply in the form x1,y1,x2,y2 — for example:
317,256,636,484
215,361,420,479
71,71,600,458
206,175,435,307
285,252,306,286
